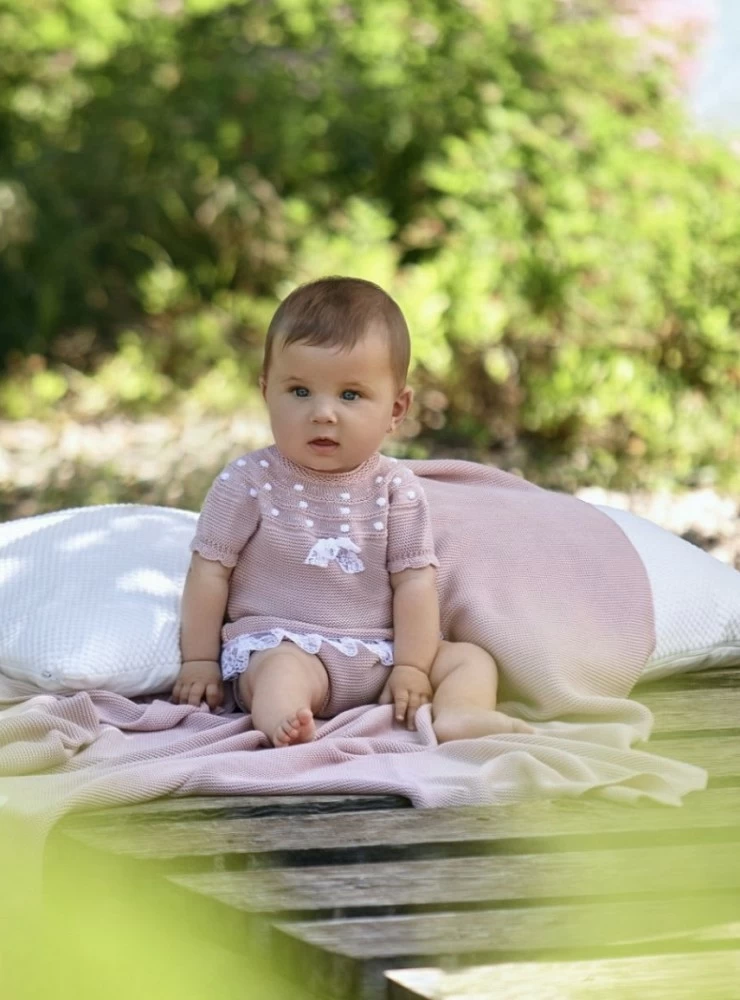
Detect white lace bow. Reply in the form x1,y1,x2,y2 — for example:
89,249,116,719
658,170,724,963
304,536,365,574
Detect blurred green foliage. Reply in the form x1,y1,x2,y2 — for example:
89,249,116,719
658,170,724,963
0,810,294,1000
1,0,740,490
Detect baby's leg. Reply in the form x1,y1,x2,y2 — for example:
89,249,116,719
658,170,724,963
238,642,330,747
430,641,534,743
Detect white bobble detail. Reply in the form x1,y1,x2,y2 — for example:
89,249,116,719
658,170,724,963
376,497,387,507
237,459,246,467
390,457,398,462
375,475,383,484
374,521,384,530
249,488,258,497
407,490,417,499
393,476,402,485
219,472,230,480
340,524,350,533
340,506,350,515
306,519,314,527
259,459,269,468
340,492,351,500
298,500,308,509
263,483,272,491
271,508,280,516
293,484,304,492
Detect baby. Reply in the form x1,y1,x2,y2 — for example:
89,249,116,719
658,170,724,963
173,276,532,746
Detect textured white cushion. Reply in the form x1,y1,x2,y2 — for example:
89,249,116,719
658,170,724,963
0,505,197,696
596,505,740,681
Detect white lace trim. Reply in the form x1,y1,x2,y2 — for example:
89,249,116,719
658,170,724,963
221,629,394,679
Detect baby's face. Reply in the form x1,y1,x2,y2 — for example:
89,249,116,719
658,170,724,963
261,327,412,473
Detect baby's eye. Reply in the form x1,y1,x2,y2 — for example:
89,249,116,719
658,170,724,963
290,387,309,398
341,390,361,401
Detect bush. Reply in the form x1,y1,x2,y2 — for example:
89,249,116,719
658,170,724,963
1,0,739,490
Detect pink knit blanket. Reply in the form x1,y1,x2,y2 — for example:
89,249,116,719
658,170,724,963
0,461,707,845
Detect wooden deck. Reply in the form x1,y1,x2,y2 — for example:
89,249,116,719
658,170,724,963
47,666,740,999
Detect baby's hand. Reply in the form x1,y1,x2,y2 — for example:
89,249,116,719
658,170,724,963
379,664,433,730
172,660,223,711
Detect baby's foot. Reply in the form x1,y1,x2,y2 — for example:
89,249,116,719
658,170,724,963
272,708,316,748
433,708,534,744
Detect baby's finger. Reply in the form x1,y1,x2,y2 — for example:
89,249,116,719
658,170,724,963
205,682,223,711
170,680,182,704
187,683,205,707
406,693,422,730
176,683,192,705
394,691,409,723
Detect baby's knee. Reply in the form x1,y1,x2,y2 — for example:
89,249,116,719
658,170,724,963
250,643,304,671
438,640,495,665
431,640,496,685
245,643,329,701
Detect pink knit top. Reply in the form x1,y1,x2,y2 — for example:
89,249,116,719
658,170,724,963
190,446,439,653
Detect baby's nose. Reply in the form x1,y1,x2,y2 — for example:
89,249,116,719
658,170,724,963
311,399,338,422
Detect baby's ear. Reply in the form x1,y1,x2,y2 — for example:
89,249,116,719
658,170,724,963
389,385,414,431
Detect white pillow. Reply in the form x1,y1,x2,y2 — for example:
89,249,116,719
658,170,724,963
0,505,197,697
595,504,740,681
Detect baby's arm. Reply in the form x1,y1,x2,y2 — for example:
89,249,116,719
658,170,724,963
174,454,261,709
382,564,440,728
172,553,233,710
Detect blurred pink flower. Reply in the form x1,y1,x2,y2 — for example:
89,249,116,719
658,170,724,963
615,0,717,87
634,127,663,149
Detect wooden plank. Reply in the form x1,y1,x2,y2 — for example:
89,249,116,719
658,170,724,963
170,841,740,914
634,687,740,733
274,893,740,963
59,793,409,828
642,733,738,779
386,951,740,1000
635,666,740,692
57,785,740,861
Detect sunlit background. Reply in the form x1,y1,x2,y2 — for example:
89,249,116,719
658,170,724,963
1,0,739,525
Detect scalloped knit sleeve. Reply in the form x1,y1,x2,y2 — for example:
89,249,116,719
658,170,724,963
386,471,440,575
189,462,260,568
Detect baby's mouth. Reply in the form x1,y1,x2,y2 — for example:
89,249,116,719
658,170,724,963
309,437,339,450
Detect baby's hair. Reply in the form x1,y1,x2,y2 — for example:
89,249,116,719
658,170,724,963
263,276,410,389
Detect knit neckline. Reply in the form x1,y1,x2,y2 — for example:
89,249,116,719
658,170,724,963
269,445,382,487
